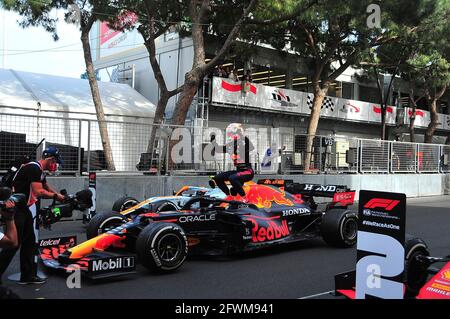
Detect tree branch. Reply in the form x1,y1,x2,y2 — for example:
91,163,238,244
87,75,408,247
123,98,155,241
201,0,258,74
327,50,359,82
169,85,185,96
248,0,317,25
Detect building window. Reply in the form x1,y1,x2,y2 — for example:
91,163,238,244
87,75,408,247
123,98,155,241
342,82,354,99
359,85,381,104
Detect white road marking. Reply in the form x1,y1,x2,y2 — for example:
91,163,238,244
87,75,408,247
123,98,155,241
298,290,334,299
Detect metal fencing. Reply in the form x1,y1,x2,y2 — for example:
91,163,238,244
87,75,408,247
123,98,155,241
360,139,390,174
418,144,441,173
391,142,417,173
0,112,449,176
442,145,450,173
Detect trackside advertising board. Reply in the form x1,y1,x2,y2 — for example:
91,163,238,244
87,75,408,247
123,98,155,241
356,191,406,299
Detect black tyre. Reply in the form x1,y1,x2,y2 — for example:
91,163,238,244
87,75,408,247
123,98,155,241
86,211,128,239
152,201,179,213
136,223,188,273
112,196,139,213
404,235,430,298
321,209,358,247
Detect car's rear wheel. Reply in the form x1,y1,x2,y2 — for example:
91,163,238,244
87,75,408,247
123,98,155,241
152,201,178,213
136,222,188,273
112,196,139,213
321,209,358,248
404,235,430,298
86,211,128,239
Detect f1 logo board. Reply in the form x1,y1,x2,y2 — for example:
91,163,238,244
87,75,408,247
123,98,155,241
356,190,406,299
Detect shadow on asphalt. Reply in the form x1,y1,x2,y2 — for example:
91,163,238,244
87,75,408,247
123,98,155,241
187,238,331,262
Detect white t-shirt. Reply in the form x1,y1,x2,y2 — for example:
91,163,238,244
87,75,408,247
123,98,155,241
0,231,4,241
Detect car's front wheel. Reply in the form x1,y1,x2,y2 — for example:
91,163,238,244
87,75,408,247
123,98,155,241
112,196,139,213
136,222,188,273
321,209,358,248
86,211,128,239
404,235,430,298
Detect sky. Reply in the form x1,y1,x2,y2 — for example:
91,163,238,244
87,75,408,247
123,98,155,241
0,8,86,79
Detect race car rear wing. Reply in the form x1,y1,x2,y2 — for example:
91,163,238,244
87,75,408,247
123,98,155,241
257,179,356,207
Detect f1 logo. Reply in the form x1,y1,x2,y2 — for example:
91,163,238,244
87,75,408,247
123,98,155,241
364,199,400,211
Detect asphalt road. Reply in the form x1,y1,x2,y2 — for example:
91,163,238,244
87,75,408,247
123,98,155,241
2,196,450,299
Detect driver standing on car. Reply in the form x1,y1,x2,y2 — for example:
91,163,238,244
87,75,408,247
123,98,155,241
209,123,255,198
0,147,65,285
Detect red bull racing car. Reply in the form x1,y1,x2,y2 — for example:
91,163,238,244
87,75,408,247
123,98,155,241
40,179,358,279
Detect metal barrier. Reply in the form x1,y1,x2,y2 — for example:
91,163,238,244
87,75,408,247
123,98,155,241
391,142,417,173
1,112,449,176
359,139,390,173
418,144,440,173
0,113,82,173
442,145,450,173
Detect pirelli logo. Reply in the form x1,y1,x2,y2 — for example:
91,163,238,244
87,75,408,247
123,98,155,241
364,199,400,211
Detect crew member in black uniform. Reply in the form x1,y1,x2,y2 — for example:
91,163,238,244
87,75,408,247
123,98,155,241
0,147,65,285
209,123,255,197
0,187,19,298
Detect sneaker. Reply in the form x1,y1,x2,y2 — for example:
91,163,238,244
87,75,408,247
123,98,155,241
18,276,47,285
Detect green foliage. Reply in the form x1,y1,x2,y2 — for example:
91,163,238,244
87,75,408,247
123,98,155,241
409,51,450,94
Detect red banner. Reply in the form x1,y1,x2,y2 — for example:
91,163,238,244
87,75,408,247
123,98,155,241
373,105,394,114
221,80,257,94
408,110,425,118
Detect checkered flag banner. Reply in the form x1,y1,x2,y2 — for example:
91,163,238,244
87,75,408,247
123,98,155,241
307,94,335,112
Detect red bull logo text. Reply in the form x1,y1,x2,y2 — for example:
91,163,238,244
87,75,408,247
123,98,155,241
246,218,290,243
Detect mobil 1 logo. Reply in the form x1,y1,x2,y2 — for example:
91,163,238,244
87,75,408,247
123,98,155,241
88,256,136,276
356,190,406,299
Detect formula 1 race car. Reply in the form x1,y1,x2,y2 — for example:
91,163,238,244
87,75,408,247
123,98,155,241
40,180,358,278
334,235,450,299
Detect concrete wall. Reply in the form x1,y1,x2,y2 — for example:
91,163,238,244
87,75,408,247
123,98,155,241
46,174,450,214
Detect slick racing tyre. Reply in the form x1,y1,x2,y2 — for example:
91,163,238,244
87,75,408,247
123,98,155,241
112,196,139,213
136,222,188,273
152,201,178,213
404,235,430,298
321,209,358,248
86,211,128,239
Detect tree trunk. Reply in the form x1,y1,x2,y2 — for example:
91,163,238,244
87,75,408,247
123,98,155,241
425,98,439,144
381,106,387,141
409,111,416,143
171,73,201,125
167,73,200,173
304,84,326,172
409,88,416,143
425,85,447,144
81,28,115,171
147,94,169,153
